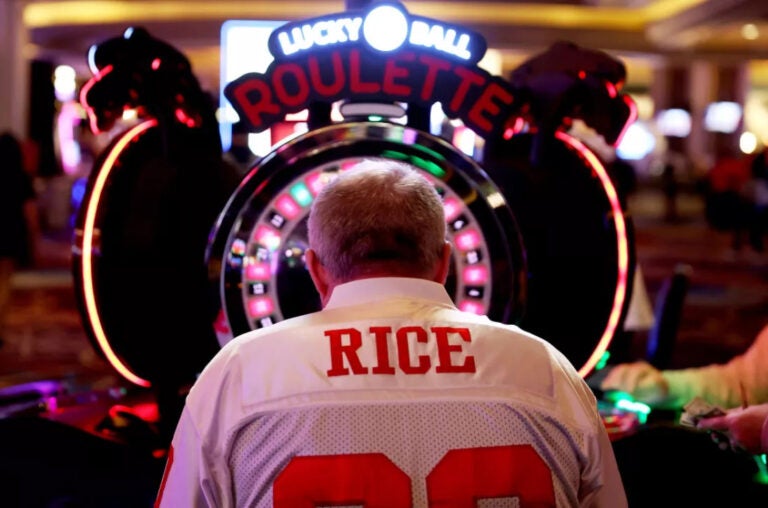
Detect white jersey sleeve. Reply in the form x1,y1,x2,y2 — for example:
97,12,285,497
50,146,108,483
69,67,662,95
155,407,229,508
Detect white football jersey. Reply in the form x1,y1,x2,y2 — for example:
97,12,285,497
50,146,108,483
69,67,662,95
156,278,627,507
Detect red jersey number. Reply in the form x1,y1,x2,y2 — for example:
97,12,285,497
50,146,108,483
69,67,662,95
273,445,556,507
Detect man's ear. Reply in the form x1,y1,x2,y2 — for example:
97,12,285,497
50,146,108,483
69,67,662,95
433,241,452,284
306,248,331,306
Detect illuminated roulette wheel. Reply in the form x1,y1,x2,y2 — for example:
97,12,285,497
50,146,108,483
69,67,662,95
206,121,527,343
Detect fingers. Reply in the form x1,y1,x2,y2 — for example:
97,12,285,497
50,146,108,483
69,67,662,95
600,361,667,404
601,361,653,393
696,414,729,431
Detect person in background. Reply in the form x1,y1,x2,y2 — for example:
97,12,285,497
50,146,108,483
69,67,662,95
705,147,752,253
0,132,39,347
601,323,768,453
745,146,768,254
155,159,626,507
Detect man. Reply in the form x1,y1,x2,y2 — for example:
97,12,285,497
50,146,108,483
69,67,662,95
156,159,626,506
602,323,768,454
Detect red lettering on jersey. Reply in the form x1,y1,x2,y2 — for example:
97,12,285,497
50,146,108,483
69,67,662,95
274,453,411,506
325,325,476,377
326,328,368,376
397,326,430,374
427,446,556,504
432,327,476,373
370,326,396,374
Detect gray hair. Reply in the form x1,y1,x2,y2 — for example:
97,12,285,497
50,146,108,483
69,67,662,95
307,159,447,282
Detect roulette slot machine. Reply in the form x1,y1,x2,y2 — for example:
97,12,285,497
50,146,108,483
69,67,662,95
207,2,637,383
48,1,638,448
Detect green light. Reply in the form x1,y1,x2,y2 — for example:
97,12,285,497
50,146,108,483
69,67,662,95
378,150,446,179
604,390,633,404
290,182,313,207
614,399,651,424
381,149,409,161
755,455,768,485
409,155,446,178
615,399,651,415
368,115,384,122
411,143,447,163
595,351,611,370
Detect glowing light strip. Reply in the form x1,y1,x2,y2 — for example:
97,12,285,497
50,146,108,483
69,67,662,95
80,119,158,388
79,64,113,135
554,131,629,378
23,1,704,30
613,94,639,148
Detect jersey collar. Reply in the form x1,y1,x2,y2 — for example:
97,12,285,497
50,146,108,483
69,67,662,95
325,277,455,310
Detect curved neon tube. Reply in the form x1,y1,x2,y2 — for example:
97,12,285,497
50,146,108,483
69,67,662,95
554,131,630,378
80,119,158,388
79,64,114,135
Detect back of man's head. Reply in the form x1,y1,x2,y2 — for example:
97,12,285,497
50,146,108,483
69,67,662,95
307,159,447,283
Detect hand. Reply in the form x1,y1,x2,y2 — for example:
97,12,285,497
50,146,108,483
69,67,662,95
696,403,768,455
599,361,669,405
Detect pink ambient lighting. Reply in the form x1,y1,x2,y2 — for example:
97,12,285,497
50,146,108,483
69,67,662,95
253,225,282,251
305,171,326,196
458,300,485,315
443,197,462,223
245,262,271,280
248,296,275,318
79,64,114,135
462,265,488,285
174,108,198,128
555,131,630,378
613,95,639,148
80,119,157,388
454,229,481,251
275,194,302,220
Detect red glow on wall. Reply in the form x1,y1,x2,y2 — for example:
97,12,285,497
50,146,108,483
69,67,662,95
555,131,629,378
